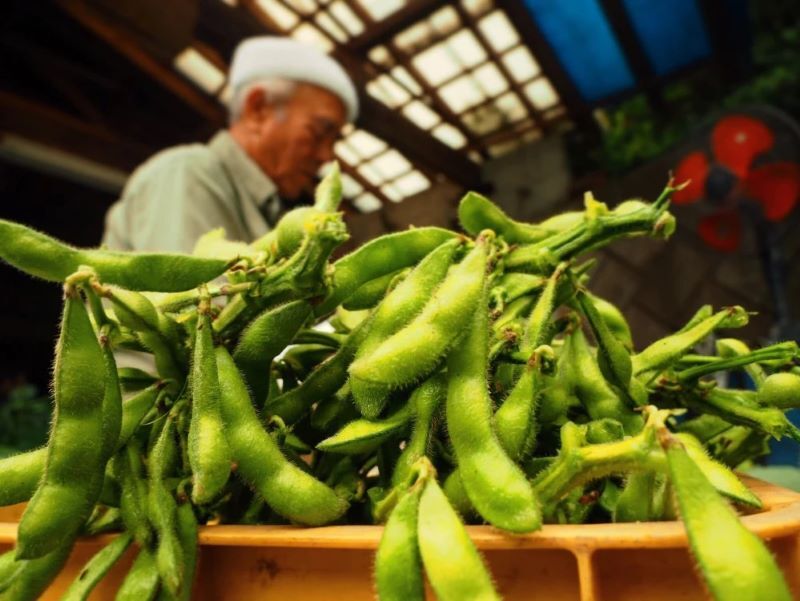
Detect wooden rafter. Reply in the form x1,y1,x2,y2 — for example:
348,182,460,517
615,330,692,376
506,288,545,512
345,0,448,51
0,91,154,171
57,0,226,126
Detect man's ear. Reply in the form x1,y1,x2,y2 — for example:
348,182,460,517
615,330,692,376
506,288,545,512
241,87,273,123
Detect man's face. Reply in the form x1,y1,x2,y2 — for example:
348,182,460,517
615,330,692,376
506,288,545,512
247,83,347,200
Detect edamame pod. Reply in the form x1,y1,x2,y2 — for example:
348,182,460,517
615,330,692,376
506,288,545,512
446,281,541,533
375,484,425,601
759,372,800,409
391,375,447,488
342,269,408,311
232,300,311,405
350,238,460,417
662,433,791,601
115,548,159,601
0,544,72,601
17,288,107,560
216,346,349,525
316,404,411,455
417,478,500,601
458,191,551,243
315,227,458,316
0,219,230,292
350,236,488,393
188,297,231,505
61,533,133,601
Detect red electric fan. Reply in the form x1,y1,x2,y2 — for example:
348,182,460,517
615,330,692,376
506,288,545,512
672,107,800,340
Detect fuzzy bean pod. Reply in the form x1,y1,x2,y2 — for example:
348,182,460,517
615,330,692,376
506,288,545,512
417,478,500,601
216,346,349,525
16,288,107,560
61,533,133,601
375,484,425,601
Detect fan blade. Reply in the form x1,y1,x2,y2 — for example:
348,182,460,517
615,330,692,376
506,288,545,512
697,210,742,252
673,151,709,204
745,162,800,221
712,115,774,177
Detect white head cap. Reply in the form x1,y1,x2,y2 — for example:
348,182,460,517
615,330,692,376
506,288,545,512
229,36,359,122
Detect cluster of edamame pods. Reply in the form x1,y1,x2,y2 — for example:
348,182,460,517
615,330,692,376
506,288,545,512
0,164,798,600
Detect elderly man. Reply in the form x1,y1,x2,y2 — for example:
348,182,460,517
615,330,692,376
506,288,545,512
102,36,358,253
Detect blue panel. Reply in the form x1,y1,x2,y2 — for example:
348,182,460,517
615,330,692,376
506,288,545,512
523,0,634,102
622,0,712,76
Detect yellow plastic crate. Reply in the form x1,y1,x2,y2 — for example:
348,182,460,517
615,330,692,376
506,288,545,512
1,476,798,600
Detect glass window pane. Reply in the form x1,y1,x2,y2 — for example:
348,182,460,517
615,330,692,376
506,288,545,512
478,10,520,53
315,11,348,42
334,141,360,165
439,74,485,113
430,6,460,37
523,0,634,101
254,0,300,29
347,129,388,159
330,0,364,36
285,0,316,16
488,139,520,157
394,21,430,54
366,74,411,108
474,63,509,97
432,123,468,149
341,173,364,197
381,183,403,202
360,0,405,21
391,66,422,96
495,91,527,122
461,0,492,18
447,30,487,68
402,100,441,129
524,78,559,110
412,43,462,86
368,45,394,68
501,46,541,82
173,48,225,94
463,105,504,136
358,162,384,186
291,23,334,53
393,171,430,196
368,149,412,180
353,193,383,213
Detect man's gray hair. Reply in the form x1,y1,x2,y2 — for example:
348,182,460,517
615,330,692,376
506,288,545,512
228,78,298,124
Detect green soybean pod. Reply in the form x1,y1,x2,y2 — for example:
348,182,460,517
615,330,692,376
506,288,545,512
232,300,312,405
148,417,183,597
216,346,349,525
391,375,447,488
265,318,371,426
159,501,199,601
118,367,158,392
16,288,106,560
350,239,461,417
417,478,500,601
613,472,659,523
115,548,159,601
316,404,411,455
315,227,458,316
563,327,643,435
585,292,633,350
663,434,792,601
342,268,409,311
0,219,230,292
189,297,230,505
632,306,749,378
118,384,162,450
458,191,551,243
113,443,153,547
446,280,541,533
0,551,22,593
349,237,488,394
759,372,800,409
375,485,424,601
61,533,133,601
716,338,767,387
0,544,72,601
0,448,47,507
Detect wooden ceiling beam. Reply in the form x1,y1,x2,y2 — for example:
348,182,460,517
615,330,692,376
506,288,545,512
58,0,226,126
0,91,154,171
345,0,448,52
